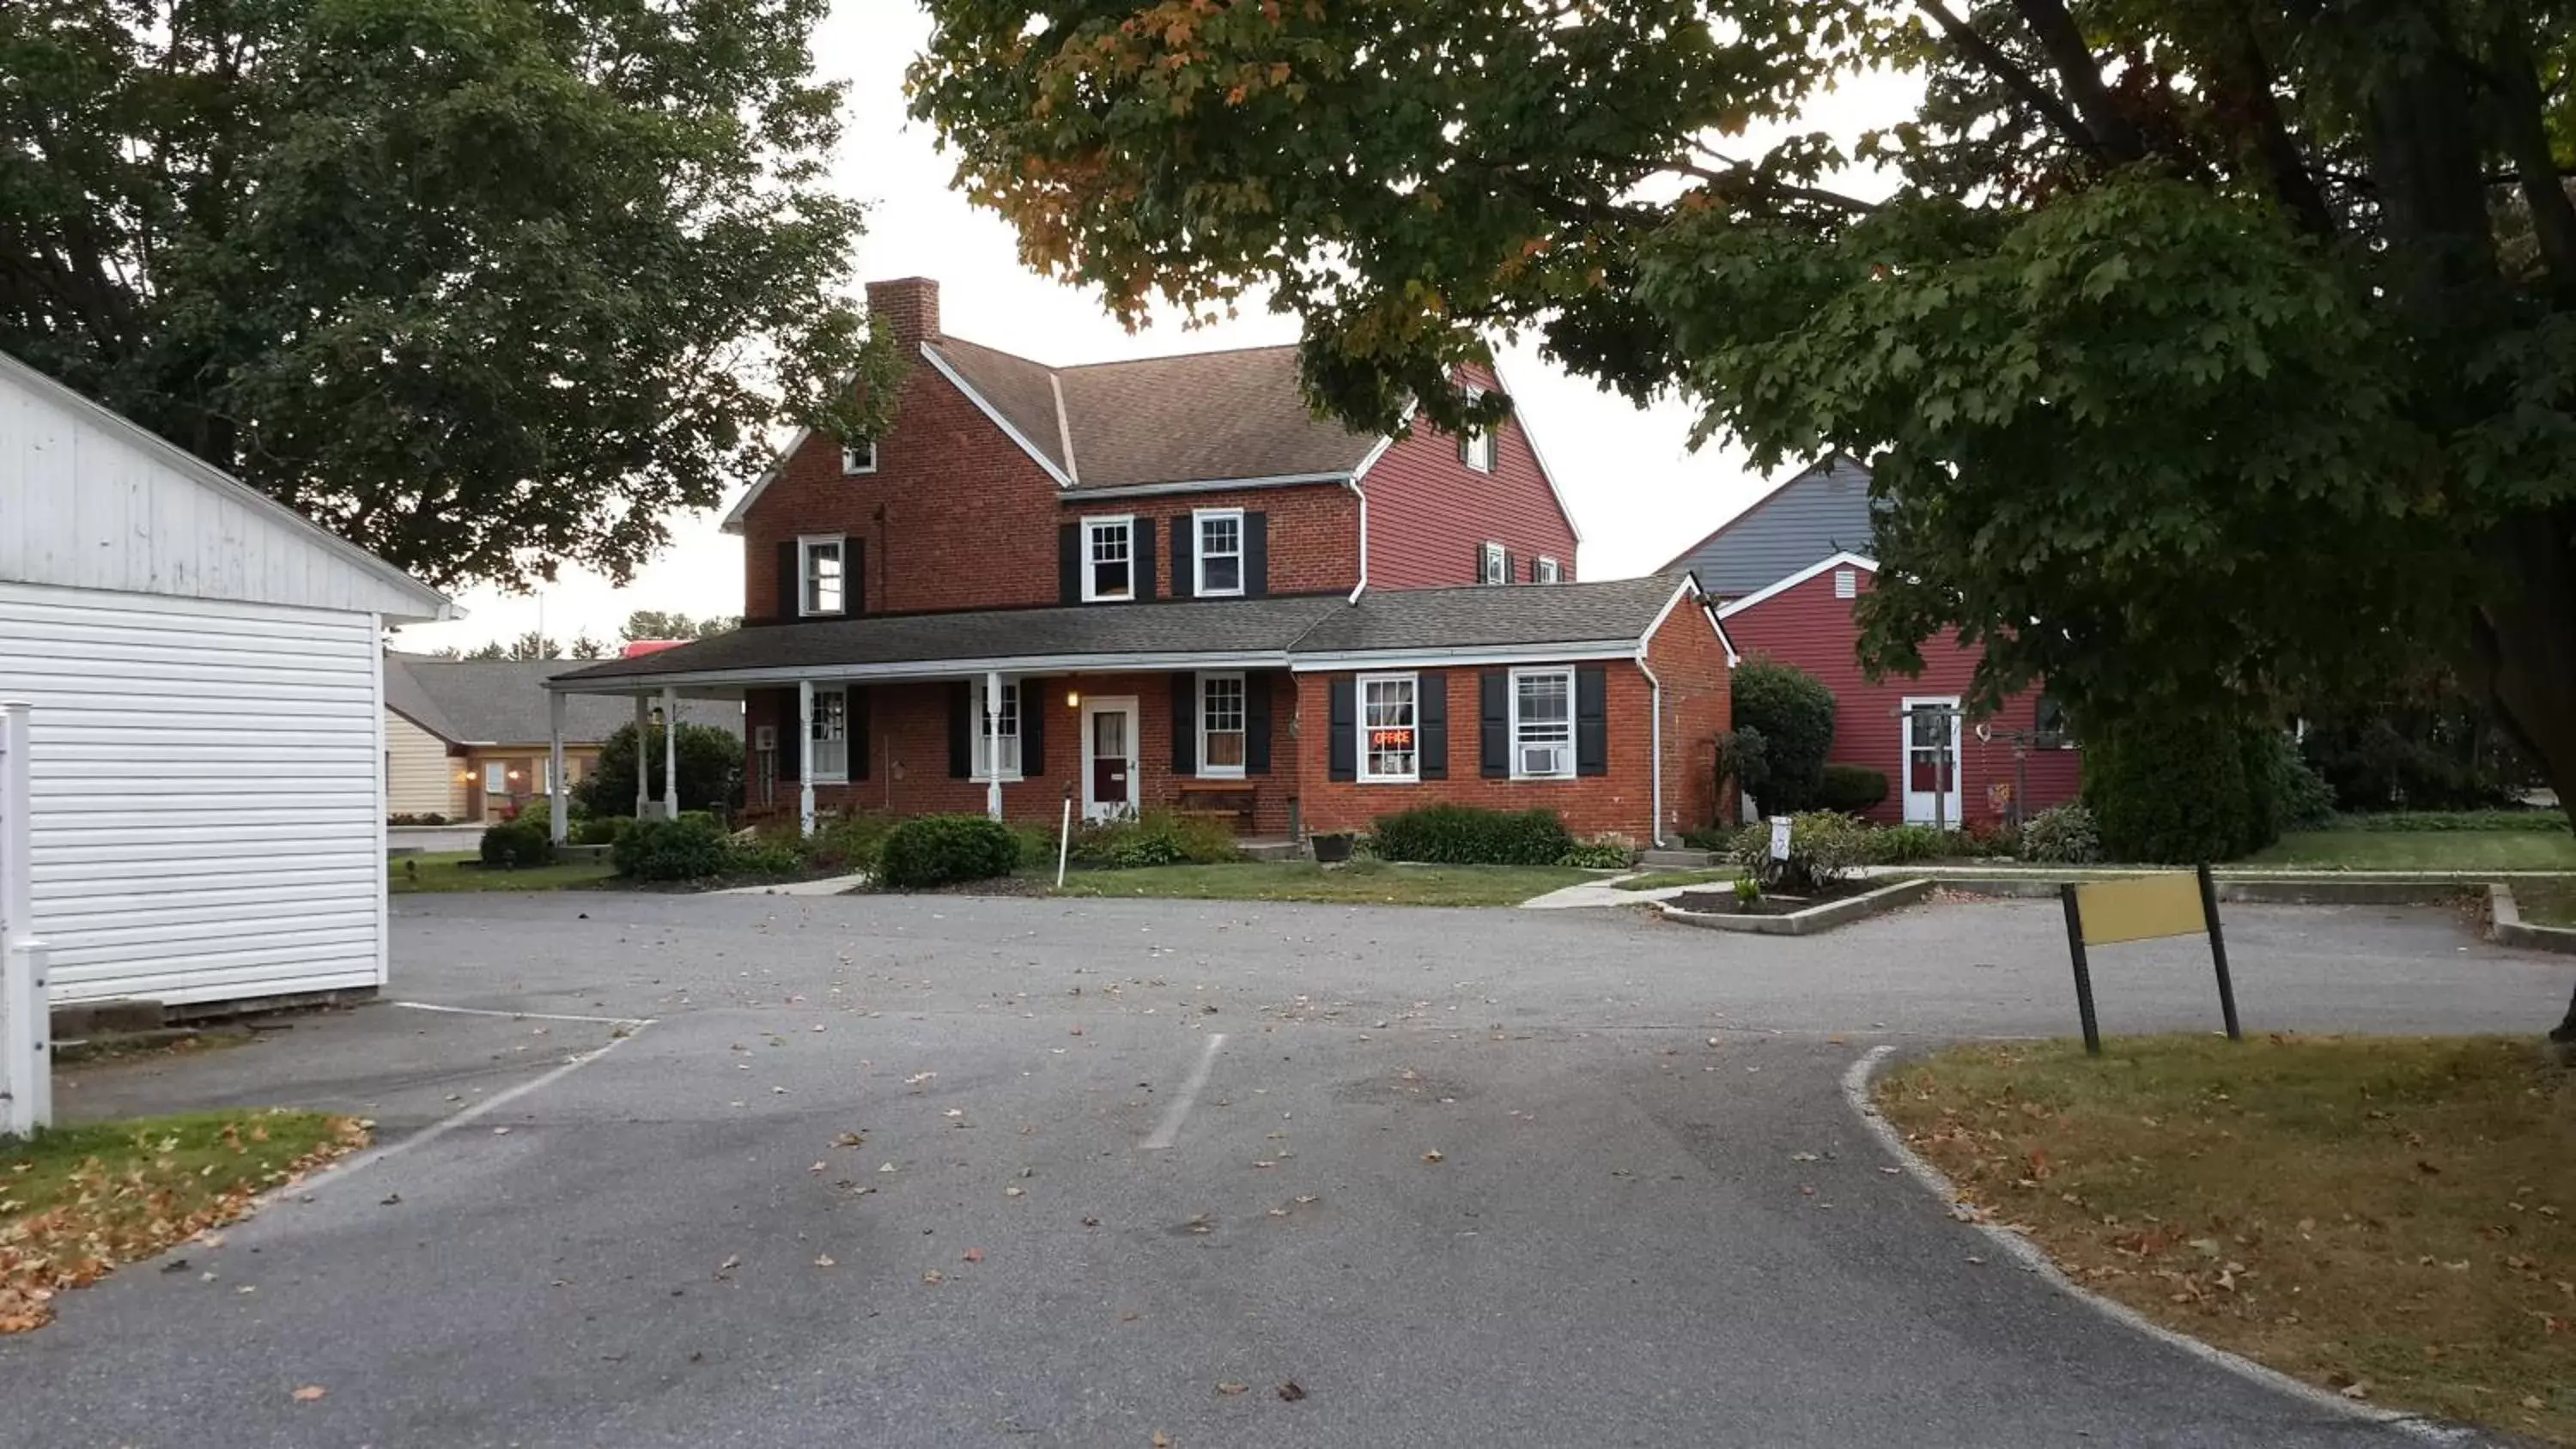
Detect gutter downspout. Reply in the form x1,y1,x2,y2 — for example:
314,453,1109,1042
1344,476,1369,603
1635,652,1665,848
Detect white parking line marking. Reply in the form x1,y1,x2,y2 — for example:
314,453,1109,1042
301,1024,653,1195
1140,1033,1226,1151
392,1001,649,1028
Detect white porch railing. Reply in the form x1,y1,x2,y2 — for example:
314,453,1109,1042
1,702,52,1136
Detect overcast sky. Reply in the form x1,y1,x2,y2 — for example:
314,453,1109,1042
392,1,1902,652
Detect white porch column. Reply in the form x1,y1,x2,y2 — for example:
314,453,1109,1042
797,678,817,838
547,691,568,846
660,685,681,820
633,694,651,818
983,669,1005,821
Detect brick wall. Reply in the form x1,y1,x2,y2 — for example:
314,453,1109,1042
1363,363,1581,588
1644,589,1735,836
1064,486,1358,600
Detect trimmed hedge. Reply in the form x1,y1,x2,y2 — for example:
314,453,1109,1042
479,818,554,870
1071,812,1240,870
611,815,732,881
2322,809,2569,833
2018,804,2103,864
2084,713,2275,864
1731,660,1836,813
1817,764,1889,815
876,814,1021,889
1370,804,1573,865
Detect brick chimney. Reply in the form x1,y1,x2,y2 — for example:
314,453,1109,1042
865,277,941,350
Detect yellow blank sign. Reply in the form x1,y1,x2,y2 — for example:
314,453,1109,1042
2073,873,2208,945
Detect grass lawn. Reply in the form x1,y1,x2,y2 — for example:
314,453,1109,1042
1048,859,1595,906
389,851,616,893
2514,882,2576,928
1877,1036,2575,1445
1613,867,1740,892
2239,829,2576,871
3,1111,367,1333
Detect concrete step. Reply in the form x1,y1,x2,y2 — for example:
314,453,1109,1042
1638,849,1719,870
1238,837,1304,863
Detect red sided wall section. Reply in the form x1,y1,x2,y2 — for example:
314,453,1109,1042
1718,564,2079,825
1363,365,1580,589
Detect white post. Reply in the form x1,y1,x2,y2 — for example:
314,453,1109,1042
1056,791,1072,888
547,691,568,846
660,685,681,820
633,694,651,819
982,669,1005,822
797,678,817,838
0,703,51,1136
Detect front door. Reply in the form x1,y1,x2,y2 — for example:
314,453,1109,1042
1901,696,1964,828
1082,698,1137,822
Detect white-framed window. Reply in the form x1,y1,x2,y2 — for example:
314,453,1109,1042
1479,542,1508,586
799,535,846,615
1358,672,1419,783
1510,667,1575,780
971,680,1022,780
1082,516,1135,603
1535,556,1561,584
809,687,849,782
1195,508,1245,597
1833,567,1858,600
1457,385,1497,472
841,439,876,475
1200,672,1247,777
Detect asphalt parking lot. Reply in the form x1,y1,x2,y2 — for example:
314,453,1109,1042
8,891,2565,1447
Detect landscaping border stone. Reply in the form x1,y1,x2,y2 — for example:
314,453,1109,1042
1934,876,2478,907
1657,876,1934,935
2488,883,2576,955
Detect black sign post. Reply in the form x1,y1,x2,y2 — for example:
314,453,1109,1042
2197,862,2241,1041
2057,884,2103,1057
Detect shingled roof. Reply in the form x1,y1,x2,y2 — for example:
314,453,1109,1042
390,656,743,743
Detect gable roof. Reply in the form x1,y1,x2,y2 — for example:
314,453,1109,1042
1661,455,1879,598
388,655,743,744
1290,574,1693,660
1713,551,1878,620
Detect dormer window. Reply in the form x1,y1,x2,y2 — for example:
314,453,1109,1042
1457,385,1497,473
1479,541,1509,586
1534,556,1562,584
1083,516,1135,602
841,439,876,475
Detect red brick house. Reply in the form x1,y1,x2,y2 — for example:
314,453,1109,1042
550,277,1732,846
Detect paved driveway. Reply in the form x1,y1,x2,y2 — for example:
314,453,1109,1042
6,892,2563,1447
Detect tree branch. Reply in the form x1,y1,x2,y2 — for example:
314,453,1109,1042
1917,0,2106,164
2008,0,2146,163
2226,15,2336,237
1672,160,1881,215
2491,13,2576,289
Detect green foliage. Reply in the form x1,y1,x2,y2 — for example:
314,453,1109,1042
1728,810,1870,893
1556,834,1638,869
726,835,807,878
875,815,1022,889
2322,810,2572,834
1818,765,1890,815
1865,824,1946,864
2018,805,2105,864
574,724,743,819
1679,825,1737,852
1369,805,1574,866
1734,876,1763,906
2255,734,2339,833
611,815,732,882
1730,662,1837,814
799,815,895,875
2298,674,2537,813
0,0,902,591
1716,727,1771,811
573,816,624,846
2085,716,2275,864
478,818,554,870
1070,812,1242,870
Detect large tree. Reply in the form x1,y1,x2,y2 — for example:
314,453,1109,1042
913,0,2576,1044
3,0,895,591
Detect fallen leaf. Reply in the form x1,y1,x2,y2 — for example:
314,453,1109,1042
1276,1379,1307,1402
922,1270,945,1285
2522,1396,2546,1410
1421,1151,1444,1164
1004,1186,1025,1198
291,1386,326,1403
961,1248,983,1264
716,1254,742,1277
813,1254,836,1268
1151,1432,1172,1448
1216,1382,1249,1396
832,1132,865,1148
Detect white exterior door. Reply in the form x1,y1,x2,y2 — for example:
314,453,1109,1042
1081,697,1137,822
1901,696,1964,828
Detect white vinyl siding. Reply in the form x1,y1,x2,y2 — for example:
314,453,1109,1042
386,710,459,816
0,579,388,1007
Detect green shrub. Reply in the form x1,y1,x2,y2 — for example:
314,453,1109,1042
803,815,896,874
875,815,1022,889
2019,804,2104,864
1716,726,1771,809
1556,833,1637,869
1068,812,1240,869
1731,659,1836,813
1817,764,1890,815
575,722,744,818
2084,712,2272,864
478,817,554,870
574,815,623,846
1866,824,1945,864
611,815,732,882
1679,824,1737,852
1727,810,1870,893
2251,732,2336,833
728,835,808,877
2323,809,2571,832
1370,804,1573,865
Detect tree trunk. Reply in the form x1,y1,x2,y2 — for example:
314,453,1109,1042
2465,506,2576,1052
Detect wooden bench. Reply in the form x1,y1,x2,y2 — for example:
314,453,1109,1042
1175,787,1258,833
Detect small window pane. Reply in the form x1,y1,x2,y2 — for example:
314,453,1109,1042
810,688,849,779
1088,521,1133,599
975,682,1021,778
1514,671,1573,779
1201,675,1246,772
1361,676,1417,781
805,540,844,614
841,440,875,474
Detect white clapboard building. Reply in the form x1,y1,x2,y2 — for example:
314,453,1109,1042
0,351,453,1011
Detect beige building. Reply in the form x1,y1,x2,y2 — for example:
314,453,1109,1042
385,655,739,821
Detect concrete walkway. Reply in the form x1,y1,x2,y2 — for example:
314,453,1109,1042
714,870,871,895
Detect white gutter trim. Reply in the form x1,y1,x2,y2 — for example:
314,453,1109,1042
1346,476,1370,603
550,649,1295,694
1049,373,1080,486
1065,470,1355,500
920,343,1076,488
1636,651,1665,848
1288,639,1641,672
1489,359,1585,547
1350,433,1397,483
1714,550,1879,620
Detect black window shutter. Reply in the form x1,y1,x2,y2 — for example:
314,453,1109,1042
1018,679,1043,775
1134,518,1157,602
1576,666,1609,777
1473,543,1486,583
1503,550,1516,585
1479,670,1510,778
1418,671,1449,780
1245,512,1269,598
849,688,869,779
1170,672,1197,775
1244,671,1273,774
848,538,866,616
775,540,799,620
1170,517,1194,599
947,682,972,778
1058,523,1081,604
775,688,800,781
1327,677,1357,782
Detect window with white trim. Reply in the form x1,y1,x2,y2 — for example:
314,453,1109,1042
1511,668,1575,780
1082,517,1134,602
1358,673,1419,783
483,761,509,795
1195,509,1244,597
1479,542,1508,586
1200,672,1246,776
799,535,846,615
1457,385,1497,472
841,439,876,475
1534,556,1561,584
971,681,1022,780
809,687,849,781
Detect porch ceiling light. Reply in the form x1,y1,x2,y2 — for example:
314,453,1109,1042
1065,689,1080,708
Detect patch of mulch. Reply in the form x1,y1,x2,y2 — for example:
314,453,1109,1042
1666,879,1880,917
